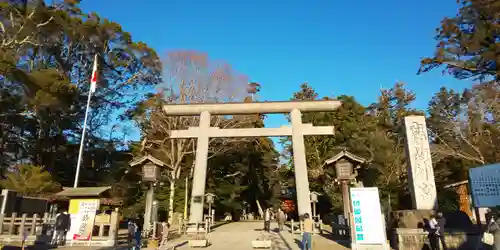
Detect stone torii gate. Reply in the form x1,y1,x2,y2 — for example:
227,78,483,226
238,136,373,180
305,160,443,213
163,100,342,228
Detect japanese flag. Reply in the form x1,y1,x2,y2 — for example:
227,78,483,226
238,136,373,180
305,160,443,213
90,54,98,93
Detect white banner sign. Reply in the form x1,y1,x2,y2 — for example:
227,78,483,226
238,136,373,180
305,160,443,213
469,163,500,208
350,187,386,245
67,200,99,240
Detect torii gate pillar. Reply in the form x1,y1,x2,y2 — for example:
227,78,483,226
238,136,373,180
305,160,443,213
163,101,342,229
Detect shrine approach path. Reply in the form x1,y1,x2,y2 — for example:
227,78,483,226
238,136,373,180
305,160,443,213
168,221,349,250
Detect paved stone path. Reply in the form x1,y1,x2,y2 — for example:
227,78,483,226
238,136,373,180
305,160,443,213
169,221,350,250
51,221,350,250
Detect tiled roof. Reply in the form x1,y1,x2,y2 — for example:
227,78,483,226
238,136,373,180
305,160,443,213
54,186,111,197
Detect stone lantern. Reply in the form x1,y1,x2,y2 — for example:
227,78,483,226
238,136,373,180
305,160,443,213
323,150,366,221
205,193,216,223
129,155,169,232
310,191,321,219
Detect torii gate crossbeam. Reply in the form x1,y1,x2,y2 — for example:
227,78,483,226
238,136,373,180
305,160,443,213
169,124,334,138
163,100,342,231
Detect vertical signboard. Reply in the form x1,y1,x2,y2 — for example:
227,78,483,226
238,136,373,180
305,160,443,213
67,199,99,241
469,163,500,208
350,187,386,245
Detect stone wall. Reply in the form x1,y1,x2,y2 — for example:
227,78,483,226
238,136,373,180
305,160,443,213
390,210,434,228
393,228,481,250
389,210,483,250
390,210,475,230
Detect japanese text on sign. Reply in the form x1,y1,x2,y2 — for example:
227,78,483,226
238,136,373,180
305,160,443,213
350,187,386,245
68,199,99,241
469,163,500,208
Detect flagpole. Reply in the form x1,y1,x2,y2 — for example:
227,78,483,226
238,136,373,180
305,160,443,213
73,84,93,188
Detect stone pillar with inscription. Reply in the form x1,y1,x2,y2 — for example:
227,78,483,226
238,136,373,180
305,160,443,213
404,116,438,210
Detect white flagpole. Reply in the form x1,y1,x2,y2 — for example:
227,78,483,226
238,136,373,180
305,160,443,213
74,55,97,188
73,88,92,188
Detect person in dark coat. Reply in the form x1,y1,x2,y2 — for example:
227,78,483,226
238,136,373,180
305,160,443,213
127,219,136,249
134,217,143,250
487,216,500,250
427,215,439,250
436,212,447,250
53,209,71,246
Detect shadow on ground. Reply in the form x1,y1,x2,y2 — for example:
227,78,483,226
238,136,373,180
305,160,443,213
316,230,351,248
1,244,50,250
271,231,293,250
293,239,302,249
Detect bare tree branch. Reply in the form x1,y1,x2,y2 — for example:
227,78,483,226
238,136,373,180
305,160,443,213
1,6,54,49
430,84,500,165
134,51,252,222
224,171,242,178
0,20,5,34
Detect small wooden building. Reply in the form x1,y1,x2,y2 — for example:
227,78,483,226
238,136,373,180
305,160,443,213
54,187,122,215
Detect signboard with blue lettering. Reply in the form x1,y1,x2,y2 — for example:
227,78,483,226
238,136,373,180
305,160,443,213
469,163,500,208
350,187,386,245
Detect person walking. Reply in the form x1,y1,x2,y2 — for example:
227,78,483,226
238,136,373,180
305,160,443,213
487,216,500,250
52,209,71,246
301,213,313,250
127,219,136,249
159,221,170,249
134,217,143,250
277,208,286,232
263,208,271,232
428,215,439,250
436,212,447,250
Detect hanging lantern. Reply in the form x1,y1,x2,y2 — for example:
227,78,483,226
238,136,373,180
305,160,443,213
335,159,353,180
205,193,216,204
142,163,159,182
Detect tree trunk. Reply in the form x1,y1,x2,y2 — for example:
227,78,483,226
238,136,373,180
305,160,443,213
168,180,176,224
256,199,264,218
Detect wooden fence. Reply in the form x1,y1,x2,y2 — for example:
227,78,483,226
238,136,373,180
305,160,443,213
0,210,120,247
0,212,51,244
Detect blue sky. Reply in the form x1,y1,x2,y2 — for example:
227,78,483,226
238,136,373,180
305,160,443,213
80,0,472,148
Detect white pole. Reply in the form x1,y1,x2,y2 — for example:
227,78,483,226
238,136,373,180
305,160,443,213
73,88,93,188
